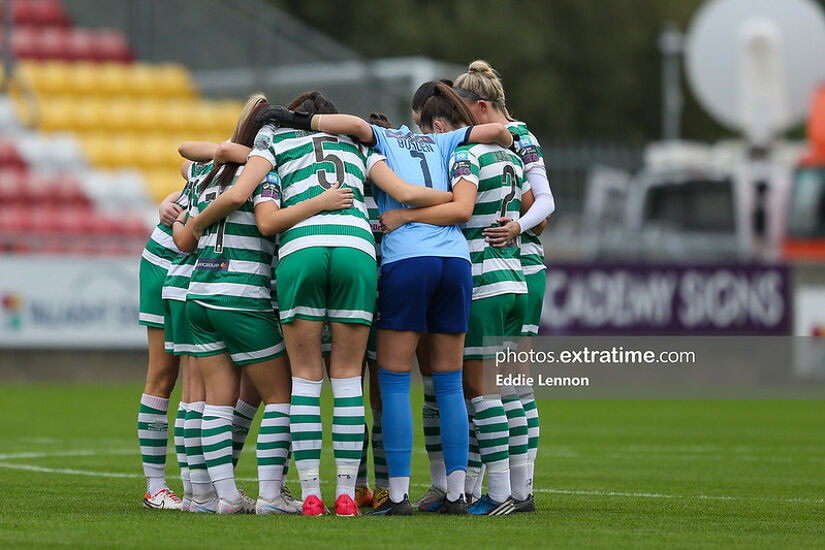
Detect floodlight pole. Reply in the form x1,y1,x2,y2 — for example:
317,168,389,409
659,24,684,142
1,0,13,94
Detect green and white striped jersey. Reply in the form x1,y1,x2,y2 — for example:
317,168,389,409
507,121,546,275
141,167,203,270
186,165,279,311
162,161,212,301
249,124,383,260
450,143,527,300
364,180,382,266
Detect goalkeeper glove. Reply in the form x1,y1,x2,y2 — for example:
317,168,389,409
256,105,313,130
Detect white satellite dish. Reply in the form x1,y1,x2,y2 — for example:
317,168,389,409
685,0,825,144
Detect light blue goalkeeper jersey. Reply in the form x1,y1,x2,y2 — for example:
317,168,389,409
370,124,472,265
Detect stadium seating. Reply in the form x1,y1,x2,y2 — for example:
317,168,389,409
0,0,249,256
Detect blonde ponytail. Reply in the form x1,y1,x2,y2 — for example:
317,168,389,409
454,60,513,121
232,92,267,142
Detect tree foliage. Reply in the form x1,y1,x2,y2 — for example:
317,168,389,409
272,0,729,142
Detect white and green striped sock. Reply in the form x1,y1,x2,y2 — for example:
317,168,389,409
471,394,511,503
174,402,191,501
371,408,388,489
184,402,213,502
465,399,482,495
138,393,169,495
290,377,323,501
518,385,539,494
502,385,530,500
422,376,447,491
257,403,291,502
232,399,258,469
356,421,369,487
331,376,365,499
202,404,241,505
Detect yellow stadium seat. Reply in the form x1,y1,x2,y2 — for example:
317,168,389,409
18,61,70,96
73,98,106,133
39,95,75,132
69,62,102,97
102,98,136,133
79,132,112,167
146,168,189,202
126,63,158,97
160,99,196,134
97,63,130,97
154,63,195,98
207,132,229,145
218,100,243,132
107,133,136,169
139,134,174,171
131,99,165,133
189,101,220,133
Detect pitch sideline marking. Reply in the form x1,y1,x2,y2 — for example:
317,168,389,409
0,449,822,505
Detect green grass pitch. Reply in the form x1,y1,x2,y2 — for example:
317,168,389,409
0,383,823,549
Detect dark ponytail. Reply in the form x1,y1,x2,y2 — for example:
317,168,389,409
411,79,453,112
287,90,338,115
367,112,392,129
420,82,478,131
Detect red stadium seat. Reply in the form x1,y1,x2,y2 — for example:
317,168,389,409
0,205,25,232
52,178,91,207
30,205,61,233
35,0,69,28
88,212,119,235
11,0,38,26
10,26,38,59
38,26,71,60
121,215,150,238
0,168,27,203
0,140,26,169
67,28,96,62
94,30,132,63
59,206,93,234
23,172,52,204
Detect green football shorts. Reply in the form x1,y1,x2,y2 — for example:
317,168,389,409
163,299,195,355
186,300,285,366
464,292,528,360
276,247,377,326
521,271,546,337
139,258,168,328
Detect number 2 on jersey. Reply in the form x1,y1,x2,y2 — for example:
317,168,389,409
499,164,517,219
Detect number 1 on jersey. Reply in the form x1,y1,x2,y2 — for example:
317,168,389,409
410,151,433,188
204,191,227,254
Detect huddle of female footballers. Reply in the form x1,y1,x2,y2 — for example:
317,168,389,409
135,60,554,517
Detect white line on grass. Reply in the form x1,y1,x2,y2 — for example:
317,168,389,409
0,451,822,506
0,449,135,460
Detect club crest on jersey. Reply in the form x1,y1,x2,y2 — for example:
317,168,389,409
254,133,271,151
196,258,229,272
